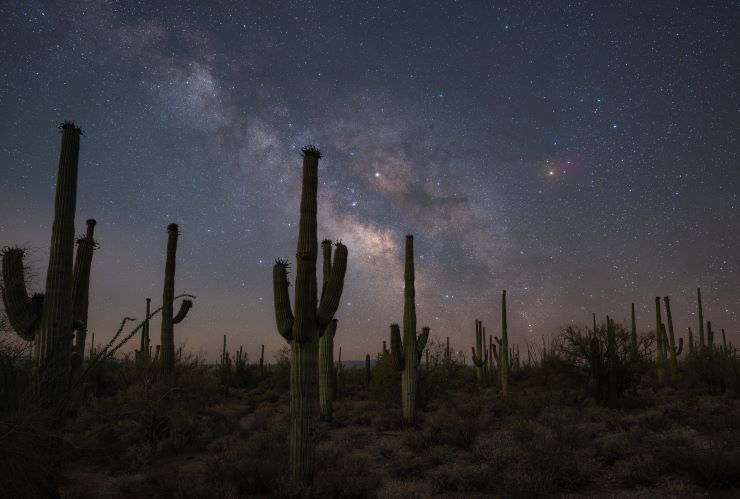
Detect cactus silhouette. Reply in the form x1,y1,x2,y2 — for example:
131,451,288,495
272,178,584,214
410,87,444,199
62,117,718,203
492,290,510,396
135,298,152,363
390,235,429,424
663,296,682,381
655,296,666,384
630,303,639,362
272,146,348,483
0,122,99,404
471,319,487,385
697,287,705,349
318,239,340,422
159,224,193,373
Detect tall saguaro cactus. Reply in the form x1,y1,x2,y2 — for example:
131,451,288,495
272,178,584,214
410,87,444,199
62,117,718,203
630,303,639,362
390,235,429,424
663,296,682,381
1,123,97,405
272,146,348,483
697,287,705,349
655,296,666,384
160,224,193,373
492,290,510,396
471,319,487,385
135,298,152,363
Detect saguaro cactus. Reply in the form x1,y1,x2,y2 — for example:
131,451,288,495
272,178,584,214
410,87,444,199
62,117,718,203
1,122,95,404
160,224,193,373
697,287,705,349
272,146,348,483
471,319,487,385
492,290,510,396
135,298,152,363
389,235,429,424
630,303,639,362
319,318,338,421
655,296,666,384
663,296,682,381
70,218,97,370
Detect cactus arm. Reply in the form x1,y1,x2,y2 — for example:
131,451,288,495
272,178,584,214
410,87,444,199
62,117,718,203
676,337,684,356
415,326,429,365
390,323,404,371
316,243,348,327
172,299,193,324
1,247,41,341
273,260,294,341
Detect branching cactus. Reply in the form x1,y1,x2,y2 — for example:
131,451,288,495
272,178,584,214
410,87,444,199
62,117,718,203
0,122,97,404
655,296,666,384
272,146,348,483
70,218,97,372
492,290,510,396
318,238,340,422
471,319,487,385
389,235,429,425
159,224,193,373
663,296,683,381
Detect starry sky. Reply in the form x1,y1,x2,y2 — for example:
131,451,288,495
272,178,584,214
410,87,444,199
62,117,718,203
1,1,738,362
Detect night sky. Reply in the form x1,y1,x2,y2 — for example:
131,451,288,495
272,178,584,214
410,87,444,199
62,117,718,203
1,1,738,362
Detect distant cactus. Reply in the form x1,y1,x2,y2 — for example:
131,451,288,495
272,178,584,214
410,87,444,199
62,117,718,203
655,297,666,384
663,296,683,381
271,146,348,482
0,122,95,403
697,287,705,349
159,224,193,373
260,344,265,377
492,290,510,396
389,235,429,424
135,298,152,364
688,327,695,355
365,354,372,385
471,319,487,385
630,303,639,362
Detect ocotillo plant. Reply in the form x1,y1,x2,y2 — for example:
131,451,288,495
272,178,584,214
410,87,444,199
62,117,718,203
390,235,429,425
471,319,487,385
319,318,338,421
0,122,97,405
160,224,193,373
492,290,510,396
272,146,348,483
135,298,152,363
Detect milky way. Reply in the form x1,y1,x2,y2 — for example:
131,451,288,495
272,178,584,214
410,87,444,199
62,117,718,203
1,1,738,361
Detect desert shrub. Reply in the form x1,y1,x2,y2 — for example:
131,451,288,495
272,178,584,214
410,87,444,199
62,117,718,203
369,352,401,406
427,461,490,492
313,446,378,498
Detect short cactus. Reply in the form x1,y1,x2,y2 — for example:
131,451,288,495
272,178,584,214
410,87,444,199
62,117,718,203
135,298,152,364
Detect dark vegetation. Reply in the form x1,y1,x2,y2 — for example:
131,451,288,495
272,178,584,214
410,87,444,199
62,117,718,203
1,125,739,498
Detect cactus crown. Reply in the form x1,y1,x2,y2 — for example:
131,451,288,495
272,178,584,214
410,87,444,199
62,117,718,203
58,121,83,135
167,223,179,233
301,145,322,158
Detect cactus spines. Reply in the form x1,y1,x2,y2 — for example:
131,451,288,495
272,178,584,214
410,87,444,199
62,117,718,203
160,223,192,373
471,319,488,385
271,146,348,483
